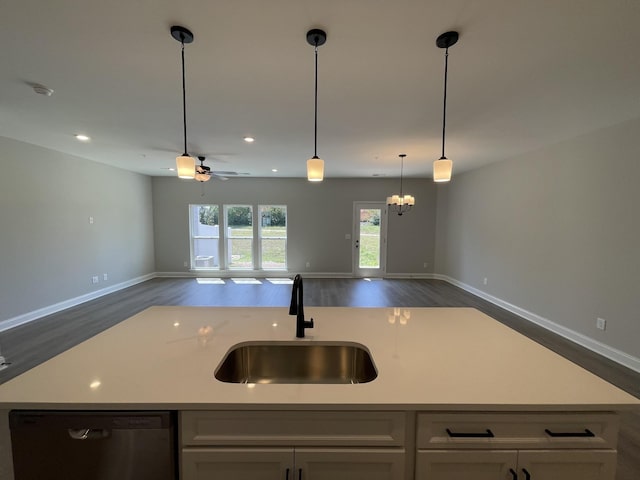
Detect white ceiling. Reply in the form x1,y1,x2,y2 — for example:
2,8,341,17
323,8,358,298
2,0,640,179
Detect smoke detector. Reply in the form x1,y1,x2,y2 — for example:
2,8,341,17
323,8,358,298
32,84,54,96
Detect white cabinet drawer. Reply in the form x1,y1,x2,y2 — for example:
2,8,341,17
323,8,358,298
416,412,619,450
181,411,406,447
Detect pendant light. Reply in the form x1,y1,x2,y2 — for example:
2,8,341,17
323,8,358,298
433,31,459,183
386,154,415,216
306,29,327,182
171,25,196,179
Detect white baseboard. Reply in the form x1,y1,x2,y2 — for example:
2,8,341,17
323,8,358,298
0,274,155,333
155,271,361,279
155,271,436,279
383,273,435,279
434,274,640,374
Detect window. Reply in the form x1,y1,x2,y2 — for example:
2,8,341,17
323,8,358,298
225,205,254,269
189,204,287,271
189,205,220,269
259,205,287,270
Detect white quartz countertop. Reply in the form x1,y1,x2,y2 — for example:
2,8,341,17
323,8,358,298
0,306,637,411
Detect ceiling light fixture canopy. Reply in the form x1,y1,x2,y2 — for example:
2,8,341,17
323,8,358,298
306,28,327,182
433,30,459,183
386,154,415,216
171,25,196,180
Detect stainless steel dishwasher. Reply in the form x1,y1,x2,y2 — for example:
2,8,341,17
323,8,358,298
9,410,177,480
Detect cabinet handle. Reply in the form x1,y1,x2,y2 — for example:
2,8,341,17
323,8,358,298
544,428,595,437
445,428,494,438
509,468,518,480
285,468,290,480
298,468,302,480
522,468,531,480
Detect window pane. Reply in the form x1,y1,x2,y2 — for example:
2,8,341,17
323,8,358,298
228,238,253,268
359,208,381,268
193,239,220,268
259,206,287,270
190,205,220,269
261,238,286,269
226,205,253,269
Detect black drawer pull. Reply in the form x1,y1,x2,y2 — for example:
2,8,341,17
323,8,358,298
544,428,595,437
509,468,518,480
446,428,494,438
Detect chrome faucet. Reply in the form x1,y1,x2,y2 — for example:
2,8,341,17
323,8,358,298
289,274,314,338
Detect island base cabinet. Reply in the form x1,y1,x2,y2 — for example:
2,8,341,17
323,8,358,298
182,448,292,480
415,449,616,480
181,447,405,480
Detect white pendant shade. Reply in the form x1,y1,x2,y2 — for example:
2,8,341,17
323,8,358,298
387,195,415,207
307,157,324,182
433,158,453,183
177,155,196,179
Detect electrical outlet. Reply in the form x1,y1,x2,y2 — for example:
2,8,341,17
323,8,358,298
423,262,429,268
483,277,488,285
103,273,108,281
306,262,310,268
89,216,94,224
183,261,188,267
91,276,99,284
596,317,607,331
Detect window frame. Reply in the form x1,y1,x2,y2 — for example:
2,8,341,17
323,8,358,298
188,204,221,270
258,205,288,271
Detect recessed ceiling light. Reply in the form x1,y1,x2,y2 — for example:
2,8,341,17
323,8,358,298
272,168,278,173
75,134,90,142
244,136,255,143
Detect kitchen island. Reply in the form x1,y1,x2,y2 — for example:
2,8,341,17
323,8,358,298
0,306,638,479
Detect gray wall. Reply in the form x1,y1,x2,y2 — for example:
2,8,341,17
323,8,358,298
435,117,640,360
152,177,437,275
0,137,155,323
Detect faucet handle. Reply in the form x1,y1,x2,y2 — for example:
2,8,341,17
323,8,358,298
305,317,314,329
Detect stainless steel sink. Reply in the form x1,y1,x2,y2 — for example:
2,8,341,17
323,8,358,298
215,341,377,384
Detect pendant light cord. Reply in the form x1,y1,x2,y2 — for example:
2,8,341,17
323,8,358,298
181,39,188,156
313,43,319,157
441,47,449,159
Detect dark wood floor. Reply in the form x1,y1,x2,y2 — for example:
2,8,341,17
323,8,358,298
0,277,638,479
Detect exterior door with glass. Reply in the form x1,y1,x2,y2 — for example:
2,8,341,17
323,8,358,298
353,202,387,277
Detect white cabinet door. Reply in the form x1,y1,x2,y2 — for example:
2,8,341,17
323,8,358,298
295,448,405,480
182,447,293,480
517,450,616,480
416,450,517,480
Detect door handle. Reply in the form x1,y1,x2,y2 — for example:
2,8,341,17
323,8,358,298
544,428,594,437
445,428,494,438
68,428,109,440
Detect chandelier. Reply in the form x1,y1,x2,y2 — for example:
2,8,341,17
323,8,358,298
386,154,415,216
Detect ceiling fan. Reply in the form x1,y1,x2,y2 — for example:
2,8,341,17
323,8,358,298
196,156,229,182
